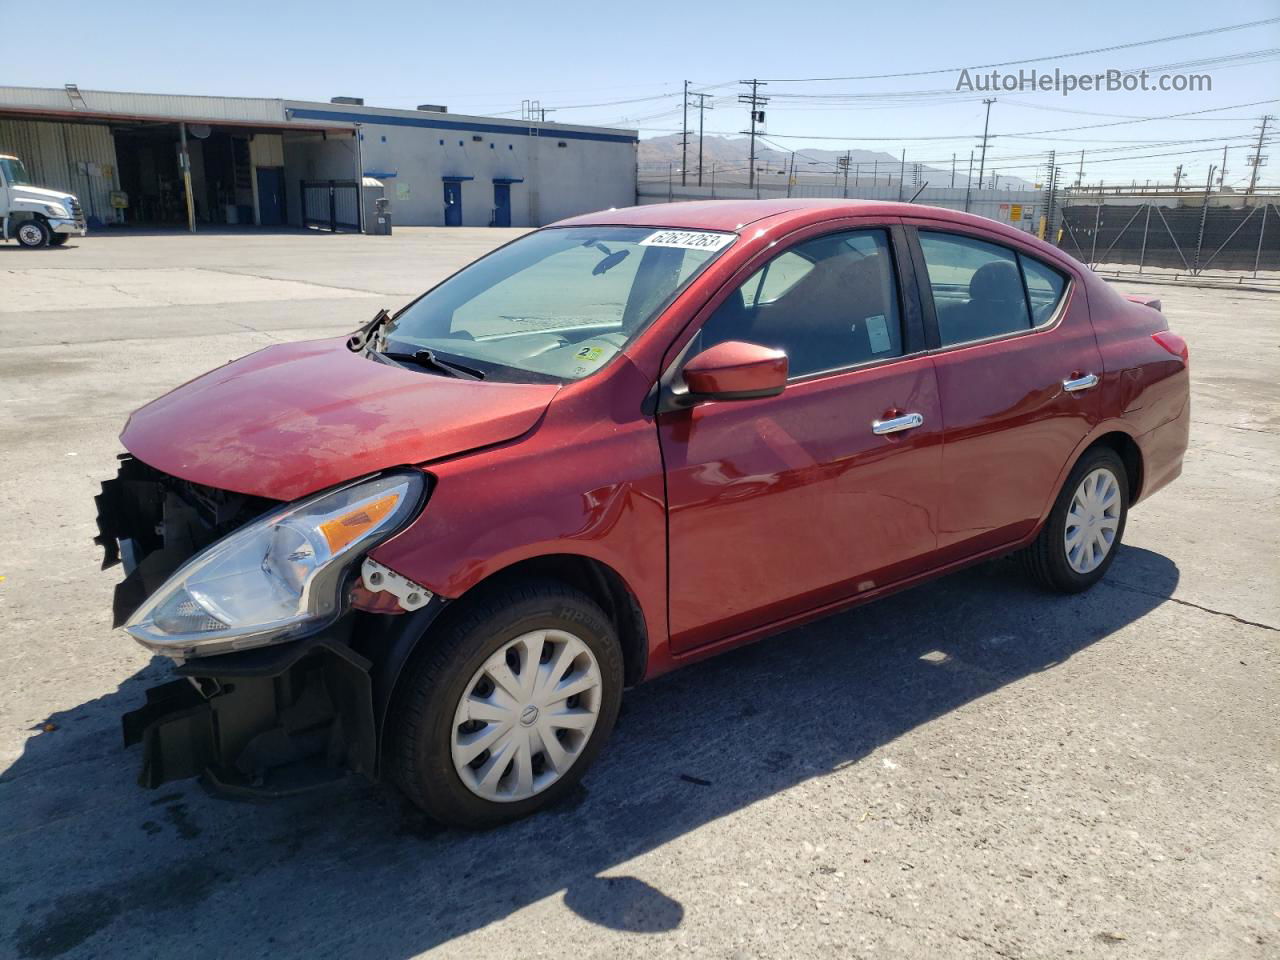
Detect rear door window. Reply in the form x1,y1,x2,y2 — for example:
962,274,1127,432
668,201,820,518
918,231,1032,347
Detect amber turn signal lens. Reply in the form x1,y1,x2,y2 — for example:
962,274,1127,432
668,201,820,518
319,492,400,553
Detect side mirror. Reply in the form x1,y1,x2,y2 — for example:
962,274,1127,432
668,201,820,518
682,340,788,402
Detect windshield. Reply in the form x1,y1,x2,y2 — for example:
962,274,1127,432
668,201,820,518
380,225,735,382
0,157,32,186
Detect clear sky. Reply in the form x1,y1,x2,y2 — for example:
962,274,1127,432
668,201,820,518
19,0,1280,188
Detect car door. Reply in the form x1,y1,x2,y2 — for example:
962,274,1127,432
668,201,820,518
904,221,1103,562
658,223,943,654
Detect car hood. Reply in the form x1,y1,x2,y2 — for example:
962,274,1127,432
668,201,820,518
121,338,559,500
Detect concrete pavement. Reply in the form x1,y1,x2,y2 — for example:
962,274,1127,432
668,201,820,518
0,228,1275,960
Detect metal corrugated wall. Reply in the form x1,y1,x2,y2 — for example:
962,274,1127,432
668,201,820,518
0,119,118,224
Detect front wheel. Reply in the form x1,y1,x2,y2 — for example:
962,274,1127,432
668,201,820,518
389,580,623,828
16,219,50,248
1022,447,1129,593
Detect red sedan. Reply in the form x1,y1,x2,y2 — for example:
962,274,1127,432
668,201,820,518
96,199,1189,826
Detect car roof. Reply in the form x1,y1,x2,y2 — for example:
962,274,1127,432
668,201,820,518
555,199,909,231
553,199,1079,270
556,198,999,233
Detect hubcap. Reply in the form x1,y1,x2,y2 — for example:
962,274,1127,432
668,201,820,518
1064,467,1121,574
18,224,43,245
451,629,602,803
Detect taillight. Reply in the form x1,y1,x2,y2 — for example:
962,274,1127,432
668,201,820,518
1152,331,1188,365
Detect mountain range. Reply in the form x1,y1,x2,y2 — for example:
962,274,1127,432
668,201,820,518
638,133,1032,190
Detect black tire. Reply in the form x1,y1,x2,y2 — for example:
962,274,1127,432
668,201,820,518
389,579,624,828
1021,446,1129,594
49,233,70,246
16,219,50,248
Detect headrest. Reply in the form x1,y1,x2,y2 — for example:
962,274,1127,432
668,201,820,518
969,260,1023,302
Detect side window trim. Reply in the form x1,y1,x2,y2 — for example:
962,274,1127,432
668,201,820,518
889,223,928,357
904,224,1074,353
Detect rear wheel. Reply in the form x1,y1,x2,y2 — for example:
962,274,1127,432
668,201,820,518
389,580,623,828
16,219,49,248
1022,447,1129,593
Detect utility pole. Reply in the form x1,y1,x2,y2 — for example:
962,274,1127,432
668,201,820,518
178,121,195,233
1076,150,1085,188
838,150,851,198
1193,163,1218,274
691,92,714,187
1246,114,1272,195
898,149,905,201
951,153,956,188
1173,164,1185,191
1042,149,1057,240
964,150,974,212
786,151,795,198
739,79,769,190
681,80,689,187
1218,144,1229,189
976,98,996,190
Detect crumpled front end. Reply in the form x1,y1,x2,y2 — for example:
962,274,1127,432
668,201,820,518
94,454,279,628
96,455,443,797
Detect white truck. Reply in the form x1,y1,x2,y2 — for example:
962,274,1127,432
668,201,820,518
1,154,87,248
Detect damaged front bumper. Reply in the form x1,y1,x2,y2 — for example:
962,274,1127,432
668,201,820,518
122,625,377,797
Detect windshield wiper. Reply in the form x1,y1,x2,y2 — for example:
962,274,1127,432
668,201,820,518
347,308,391,352
379,349,486,380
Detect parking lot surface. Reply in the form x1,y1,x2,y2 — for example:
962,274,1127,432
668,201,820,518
1,228,1276,959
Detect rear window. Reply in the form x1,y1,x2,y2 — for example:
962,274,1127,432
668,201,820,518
1018,253,1068,324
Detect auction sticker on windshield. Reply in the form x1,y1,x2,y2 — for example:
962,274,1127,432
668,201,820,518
640,230,735,251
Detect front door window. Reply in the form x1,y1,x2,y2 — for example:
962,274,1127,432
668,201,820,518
697,229,904,378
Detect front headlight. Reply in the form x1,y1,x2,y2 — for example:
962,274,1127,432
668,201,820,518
45,202,70,218
125,471,425,658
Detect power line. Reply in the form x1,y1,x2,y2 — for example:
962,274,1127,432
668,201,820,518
760,47,1278,107
760,16,1280,82
702,98,1280,143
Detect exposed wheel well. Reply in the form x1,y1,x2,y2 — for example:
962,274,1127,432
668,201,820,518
1087,431,1143,502
447,555,649,686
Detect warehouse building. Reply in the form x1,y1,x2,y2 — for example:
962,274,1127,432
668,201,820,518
0,85,637,231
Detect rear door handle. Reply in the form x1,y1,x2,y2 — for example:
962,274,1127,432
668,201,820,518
872,412,924,435
1063,373,1099,392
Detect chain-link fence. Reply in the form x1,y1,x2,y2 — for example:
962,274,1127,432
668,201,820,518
1056,201,1279,275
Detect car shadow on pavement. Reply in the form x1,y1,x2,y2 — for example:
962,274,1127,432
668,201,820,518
0,546,1178,959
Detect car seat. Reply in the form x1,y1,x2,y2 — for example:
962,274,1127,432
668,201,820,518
937,259,1028,344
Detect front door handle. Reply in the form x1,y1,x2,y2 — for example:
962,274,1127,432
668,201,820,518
1063,372,1100,392
872,412,924,435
